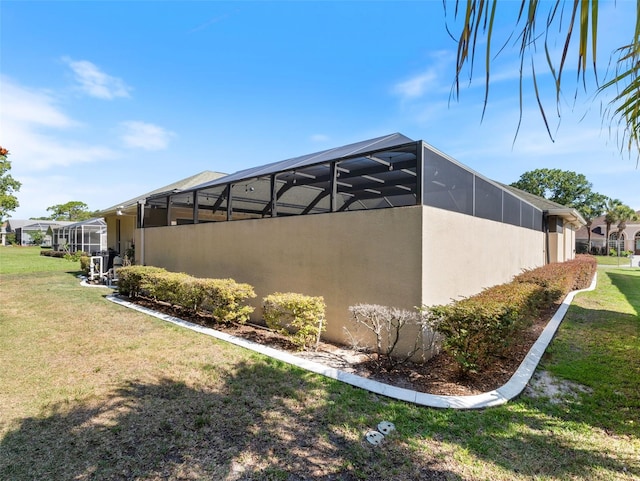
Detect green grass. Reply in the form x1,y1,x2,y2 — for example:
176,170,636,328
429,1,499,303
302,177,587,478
0,246,79,274
594,254,636,266
1,247,638,480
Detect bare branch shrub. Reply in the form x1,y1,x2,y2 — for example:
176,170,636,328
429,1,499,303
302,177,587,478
346,304,440,373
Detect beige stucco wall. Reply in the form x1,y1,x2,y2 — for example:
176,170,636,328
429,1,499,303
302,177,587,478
563,225,576,261
420,206,546,306
137,204,547,356
548,222,578,263
105,215,137,255
141,206,424,347
548,232,562,264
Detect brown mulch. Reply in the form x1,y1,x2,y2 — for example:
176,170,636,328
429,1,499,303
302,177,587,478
128,296,559,397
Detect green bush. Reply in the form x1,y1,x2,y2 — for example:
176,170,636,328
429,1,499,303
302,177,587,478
143,271,192,305
425,282,545,373
117,265,168,298
79,255,91,275
117,266,256,324
196,278,256,324
425,256,597,374
263,292,326,351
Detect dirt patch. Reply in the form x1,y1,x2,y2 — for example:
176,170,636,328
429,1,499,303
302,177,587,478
128,297,560,397
525,370,593,403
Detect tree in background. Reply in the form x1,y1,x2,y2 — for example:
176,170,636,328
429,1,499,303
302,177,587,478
29,230,45,246
614,204,639,251
0,147,21,222
45,201,96,222
603,198,624,252
510,168,606,215
447,1,640,160
579,194,609,251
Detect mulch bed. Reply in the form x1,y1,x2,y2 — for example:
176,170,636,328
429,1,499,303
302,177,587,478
126,296,559,397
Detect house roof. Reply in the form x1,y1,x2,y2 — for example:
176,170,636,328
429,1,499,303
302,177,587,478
501,184,586,228
106,133,585,232
181,133,414,193
5,219,75,231
99,170,227,215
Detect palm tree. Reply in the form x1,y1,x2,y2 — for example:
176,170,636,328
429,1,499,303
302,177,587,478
581,207,600,254
579,194,608,253
604,199,623,254
447,1,640,160
615,205,640,253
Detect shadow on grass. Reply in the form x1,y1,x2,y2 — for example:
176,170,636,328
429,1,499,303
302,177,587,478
0,360,458,481
413,399,639,480
541,302,640,439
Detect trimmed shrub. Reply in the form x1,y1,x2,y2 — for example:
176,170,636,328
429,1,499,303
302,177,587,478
425,256,597,374
263,292,326,351
425,282,546,373
144,271,192,305
197,278,256,324
40,250,70,258
117,265,168,298
116,266,256,324
513,264,572,304
79,255,91,275
569,255,597,290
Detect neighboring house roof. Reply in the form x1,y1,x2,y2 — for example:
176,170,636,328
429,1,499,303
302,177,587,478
5,219,74,232
98,170,227,215
500,184,586,228
47,217,106,232
577,210,640,240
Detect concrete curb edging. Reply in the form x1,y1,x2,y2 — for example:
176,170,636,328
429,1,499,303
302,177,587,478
104,273,597,409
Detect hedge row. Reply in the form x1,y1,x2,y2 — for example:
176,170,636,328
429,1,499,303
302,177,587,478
117,266,256,324
513,254,597,301
425,255,597,373
117,267,327,350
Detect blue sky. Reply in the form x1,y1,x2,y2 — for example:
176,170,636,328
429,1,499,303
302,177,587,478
1,0,638,219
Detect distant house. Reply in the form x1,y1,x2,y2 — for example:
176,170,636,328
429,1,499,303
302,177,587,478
3,219,74,247
98,133,585,356
48,218,108,254
576,212,640,255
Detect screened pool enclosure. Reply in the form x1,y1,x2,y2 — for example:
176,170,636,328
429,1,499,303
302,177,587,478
50,218,107,254
140,133,543,232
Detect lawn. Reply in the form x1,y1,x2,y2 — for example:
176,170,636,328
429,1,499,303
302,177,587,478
0,246,638,480
594,254,636,266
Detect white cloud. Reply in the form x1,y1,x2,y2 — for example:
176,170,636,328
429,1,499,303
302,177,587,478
310,133,329,142
0,77,116,172
63,57,131,99
393,70,438,100
120,121,175,151
1,76,75,128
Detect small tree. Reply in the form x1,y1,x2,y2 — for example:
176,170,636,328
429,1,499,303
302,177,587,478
30,230,45,246
0,147,21,222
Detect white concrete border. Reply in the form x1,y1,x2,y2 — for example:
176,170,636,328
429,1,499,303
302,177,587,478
104,273,597,409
